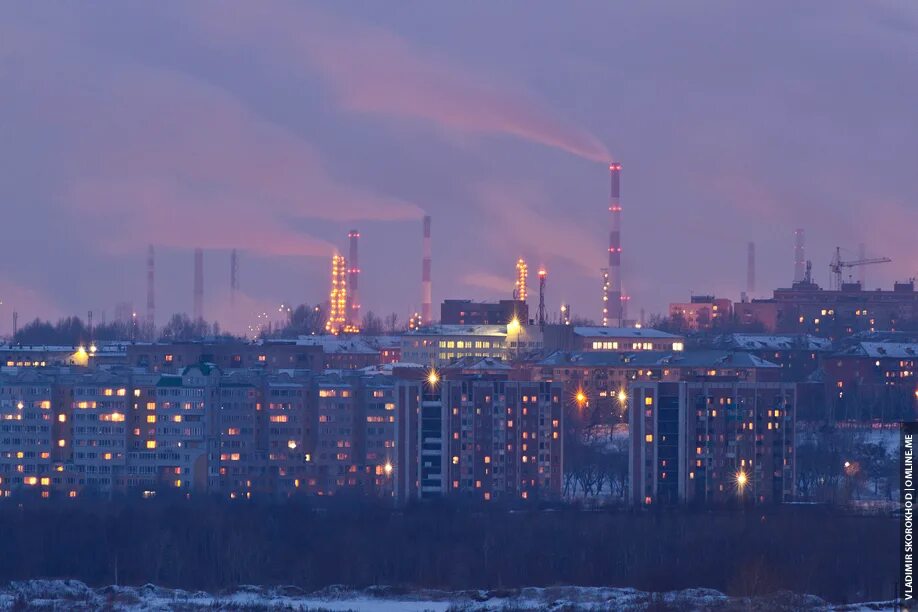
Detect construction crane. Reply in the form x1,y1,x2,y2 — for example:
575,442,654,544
829,246,891,289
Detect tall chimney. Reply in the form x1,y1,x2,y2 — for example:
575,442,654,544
347,230,360,327
230,249,239,308
193,248,204,321
422,215,432,324
146,245,155,335
747,242,756,296
794,229,805,283
537,268,547,330
606,162,623,327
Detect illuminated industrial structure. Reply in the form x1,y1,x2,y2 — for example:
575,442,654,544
325,254,348,335
794,229,805,284
538,268,547,329
346,230,361,328
601,268,610,326
606,162,623,327
560,303,571,326
515,258,528,302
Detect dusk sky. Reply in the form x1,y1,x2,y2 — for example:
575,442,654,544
2,1,917,334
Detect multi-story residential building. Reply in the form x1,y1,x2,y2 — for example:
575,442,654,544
542,325,685,354
394,372,563,504
400,324,543,366
629,381,796,506
762,280,918,336
154,364,216,492
67,371,130,494
126,339,324,373
668,296,733,330
710,333,832,382
823,339,918,422
531,350,781,424
0,370,56,497
440,299,528,325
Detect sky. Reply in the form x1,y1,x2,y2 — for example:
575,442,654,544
1,1,917,335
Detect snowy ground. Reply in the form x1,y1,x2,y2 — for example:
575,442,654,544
0,580,896,611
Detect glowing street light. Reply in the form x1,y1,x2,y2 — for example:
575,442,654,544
427,368,439,386
735,469,748,492
384,461,393,477
575,389,587,406
617,389,628,405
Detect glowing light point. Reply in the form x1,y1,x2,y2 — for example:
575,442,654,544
427,369,439,386
384,462,393,476
736,470,748,491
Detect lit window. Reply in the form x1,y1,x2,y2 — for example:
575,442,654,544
146,441,156,449
645,434,653,443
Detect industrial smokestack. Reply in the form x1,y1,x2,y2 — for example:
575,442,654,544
230,249,239,308
146,245,155,335
537,268,547,330
347,230,360,327
794,229,805,283
747,242,756,296
606,163,623,327
193,248,204,322
422,215,432,324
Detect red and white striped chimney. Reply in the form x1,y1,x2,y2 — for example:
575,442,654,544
606,163,623,327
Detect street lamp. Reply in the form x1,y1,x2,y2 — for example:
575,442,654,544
507,317,521,360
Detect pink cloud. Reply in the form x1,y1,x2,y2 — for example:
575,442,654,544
1,21,421,259
461,272,515,296
473,180,606,277
191,3,611,163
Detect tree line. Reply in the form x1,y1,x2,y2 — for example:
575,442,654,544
0,498,895,604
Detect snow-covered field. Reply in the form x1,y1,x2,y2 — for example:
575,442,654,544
0,580,896,611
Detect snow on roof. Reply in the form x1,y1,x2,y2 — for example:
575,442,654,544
722,334,832,351
572,326,681,339
848,342,918,359
538,349,778,369
405,325,508,337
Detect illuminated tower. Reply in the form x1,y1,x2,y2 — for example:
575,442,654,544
325,254,348,335
422,216,432,324
601,268,610,326
515,258,528,302
794,229,805,284
560,303,571,325
347,230,360,327
193,248,204,322
537,268,547,330
606,162,623,327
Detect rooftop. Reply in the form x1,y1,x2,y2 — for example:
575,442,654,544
572,326,681,339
